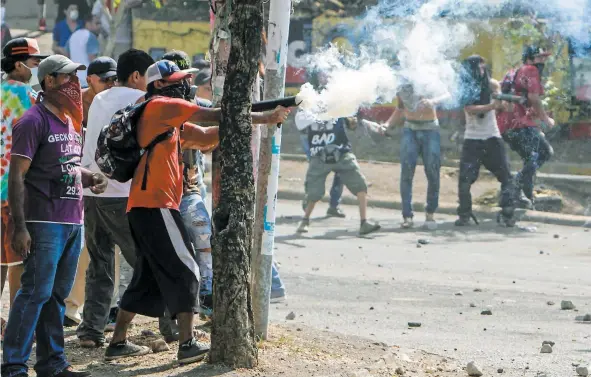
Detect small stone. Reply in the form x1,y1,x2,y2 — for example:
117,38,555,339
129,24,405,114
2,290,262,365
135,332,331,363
497,368,504,373
481,310,493,315
539,250,544,254
470,303,476,308
561,300,576,310
512,281,516,284
395,366,405,375
467,361,483,376
417,238,430,245
141,329,157,337
408,322,422,327
540,344,553,353
416,244,422,248
553,234,560,238
296,328,302,331
576,366,589,376
473,288,482,292
370,306,374,310
542,340,555,347
455,291,463,296
150,339,170,353
547,301,555,306
583,314,591,321
286,311,296,320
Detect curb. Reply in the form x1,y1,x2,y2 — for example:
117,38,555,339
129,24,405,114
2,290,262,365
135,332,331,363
280,154,591,180
277,188,591,228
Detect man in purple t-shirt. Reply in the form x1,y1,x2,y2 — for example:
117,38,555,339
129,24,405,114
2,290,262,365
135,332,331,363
2,55,107,377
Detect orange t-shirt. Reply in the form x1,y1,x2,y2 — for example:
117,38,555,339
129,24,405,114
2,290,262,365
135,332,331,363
127,96,201,212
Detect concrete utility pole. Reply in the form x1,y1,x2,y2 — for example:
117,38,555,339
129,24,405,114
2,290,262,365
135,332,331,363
251,0,291,340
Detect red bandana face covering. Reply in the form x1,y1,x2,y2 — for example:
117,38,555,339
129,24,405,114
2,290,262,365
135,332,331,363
40,75,83,133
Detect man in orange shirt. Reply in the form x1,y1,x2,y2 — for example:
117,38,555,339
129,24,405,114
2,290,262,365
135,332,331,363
103,60,290,364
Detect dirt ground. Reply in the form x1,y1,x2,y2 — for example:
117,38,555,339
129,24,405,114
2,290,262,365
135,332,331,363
277,160,587,216
13,321,464,377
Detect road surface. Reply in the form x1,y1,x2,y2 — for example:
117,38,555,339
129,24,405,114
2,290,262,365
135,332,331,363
269,200,591,376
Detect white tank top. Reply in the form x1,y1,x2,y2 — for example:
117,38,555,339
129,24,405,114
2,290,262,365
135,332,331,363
464,110,501,140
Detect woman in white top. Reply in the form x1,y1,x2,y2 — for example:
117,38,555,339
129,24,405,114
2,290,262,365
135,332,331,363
456,55,516,227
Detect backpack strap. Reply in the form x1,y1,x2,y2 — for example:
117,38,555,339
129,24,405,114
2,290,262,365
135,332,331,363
140,130,174,190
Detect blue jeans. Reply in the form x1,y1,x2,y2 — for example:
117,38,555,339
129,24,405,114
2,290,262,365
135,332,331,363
400,128,441,219
2,222,83,377
179,193,212,251
300,133,343,208
271,261,285,295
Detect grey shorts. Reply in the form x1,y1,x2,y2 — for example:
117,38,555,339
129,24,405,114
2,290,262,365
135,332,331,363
305,152,368,202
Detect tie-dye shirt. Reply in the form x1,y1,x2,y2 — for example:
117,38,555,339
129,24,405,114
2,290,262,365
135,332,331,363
1,80,38,205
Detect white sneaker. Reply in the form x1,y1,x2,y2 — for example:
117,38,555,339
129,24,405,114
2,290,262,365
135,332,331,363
423,213,437,230
401,218,414,229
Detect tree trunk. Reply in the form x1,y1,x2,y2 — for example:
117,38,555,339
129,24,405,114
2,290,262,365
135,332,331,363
209,0,262,368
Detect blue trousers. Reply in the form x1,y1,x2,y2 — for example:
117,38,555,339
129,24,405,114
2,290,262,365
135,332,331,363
2,222,83,377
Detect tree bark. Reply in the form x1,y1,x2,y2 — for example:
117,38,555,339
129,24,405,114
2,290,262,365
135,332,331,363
209,0,262,368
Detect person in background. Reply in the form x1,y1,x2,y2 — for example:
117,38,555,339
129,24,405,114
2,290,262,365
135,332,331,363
498,45,554,210
52,2,83,55
76,49,154,348
64,56,118,327
295,110,381,236
1,0,11,49
456,55,516,227
91,0,143,60
66,14,101,88
0,37,47,341
382,79,449,230
3,54,108,377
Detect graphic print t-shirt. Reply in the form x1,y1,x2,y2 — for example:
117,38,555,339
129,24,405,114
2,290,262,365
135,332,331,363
11,104,83,224
1,80,37,205
306,118,352,158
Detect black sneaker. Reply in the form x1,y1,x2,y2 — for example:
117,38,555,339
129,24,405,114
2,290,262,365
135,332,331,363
178,337,210,365
104,340,150,361
63,316,79,328
49,367,92,377
326,206,346,218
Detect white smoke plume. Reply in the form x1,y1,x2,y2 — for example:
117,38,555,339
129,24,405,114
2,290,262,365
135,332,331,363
296,0,591,120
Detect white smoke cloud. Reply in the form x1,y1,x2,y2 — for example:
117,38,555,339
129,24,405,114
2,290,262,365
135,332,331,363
296,0,591,120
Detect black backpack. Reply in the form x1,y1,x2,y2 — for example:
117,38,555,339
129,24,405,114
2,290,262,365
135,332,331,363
95,99,172,189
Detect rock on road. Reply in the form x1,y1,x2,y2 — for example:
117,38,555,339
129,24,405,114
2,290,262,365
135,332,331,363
269,200,591,376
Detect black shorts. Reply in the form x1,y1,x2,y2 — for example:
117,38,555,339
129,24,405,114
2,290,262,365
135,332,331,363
120,207,200,318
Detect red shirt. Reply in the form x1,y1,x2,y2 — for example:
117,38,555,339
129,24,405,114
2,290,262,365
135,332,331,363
127,96,200,212
507,64,544,131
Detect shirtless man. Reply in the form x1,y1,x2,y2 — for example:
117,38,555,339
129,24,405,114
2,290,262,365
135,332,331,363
382,80,450,229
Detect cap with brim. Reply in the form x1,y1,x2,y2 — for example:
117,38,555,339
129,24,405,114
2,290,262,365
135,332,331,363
87,56,117,80
37,55,86,83
165,68,198,82
193,68,211,86
146,60,198,85
2,37,50,59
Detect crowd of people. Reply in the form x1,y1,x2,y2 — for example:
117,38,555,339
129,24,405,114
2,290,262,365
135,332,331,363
1,35,290,376
295,45,554,232
0,22,554,376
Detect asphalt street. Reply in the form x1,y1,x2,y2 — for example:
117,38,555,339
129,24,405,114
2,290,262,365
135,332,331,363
268,200,591,377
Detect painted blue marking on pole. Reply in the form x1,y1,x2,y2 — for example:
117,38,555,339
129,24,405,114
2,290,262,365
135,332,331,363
272,135,280,154
263,205,274,231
